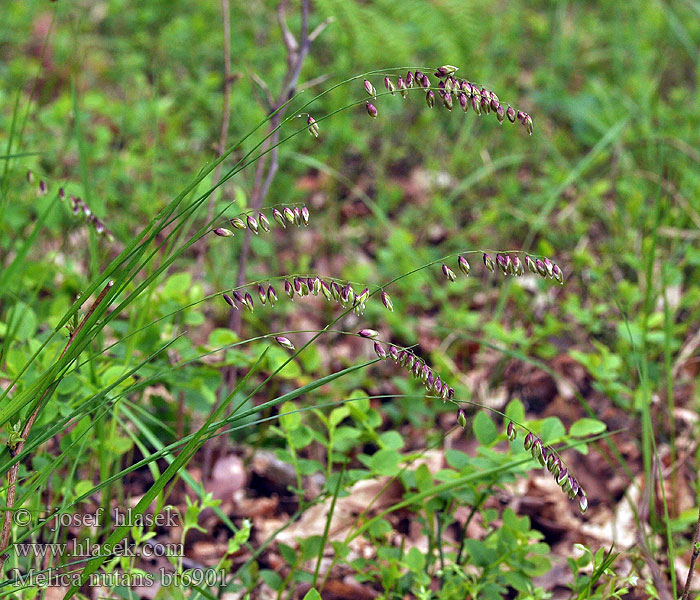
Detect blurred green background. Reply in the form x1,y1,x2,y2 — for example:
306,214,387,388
1,0,699,593
2,0,698,405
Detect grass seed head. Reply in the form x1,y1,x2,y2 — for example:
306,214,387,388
366,101,378,118
359,329,379,339
321,280,333,301
496,103,505,123
442,264,457,282
459,92,468,111
552,263,564,283
381,290,393,312
384,76,396,95
441,91,453,111
457,408,467,428
275,336,295,351
426,370,435,391
214,227,234,237
535,258,547,276
374,342,387,359
272,208,286,228
397,76,407,98
307,115,320,138
556,467,569,486
230,217,246,230
579,490,588,513
246,215,259,234
244,292,254,312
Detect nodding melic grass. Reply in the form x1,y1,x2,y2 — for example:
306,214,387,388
1,56,598,598
5,1,690,596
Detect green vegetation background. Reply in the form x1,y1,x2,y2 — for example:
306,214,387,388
1,0,699,597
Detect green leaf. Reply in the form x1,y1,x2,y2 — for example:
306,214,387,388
378,430,404,450
279,400,301,431
505,398,525,423
414,463,432,493
405,547,425,572
570,418,606,437
104,436,133,455
445,448,471,470
74,480,93,499
347,389,370,419
6,302,37,341
208,328,239,348
278,542,297,565
299,535,323,560
329,406,349,427
540,416,566,443
463,538,497,567
288,424,313,449
260,569,283,591
161,272,192,301
266,345,302,379
303,590,322,600
367,448,401,475
473,411,498,446
228,519,251,554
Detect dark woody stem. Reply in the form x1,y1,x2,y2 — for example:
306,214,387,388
681,507,700,600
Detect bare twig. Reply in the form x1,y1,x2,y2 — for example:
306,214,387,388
636,457,673,600
0,280,114,570
682,506,700,600
250,71,275,108
202,0,236,230
203,0,325,478
308,17,334,43
226,0,315,362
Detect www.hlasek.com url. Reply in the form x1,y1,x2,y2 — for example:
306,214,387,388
14,540,183,559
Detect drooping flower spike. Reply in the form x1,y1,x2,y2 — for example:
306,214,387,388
434,252,564,285
505,420,588,513
25,173,114,239
364,66,533,135
221,274,394,317
213,205,310,238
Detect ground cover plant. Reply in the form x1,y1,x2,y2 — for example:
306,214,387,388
1,0,700,599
